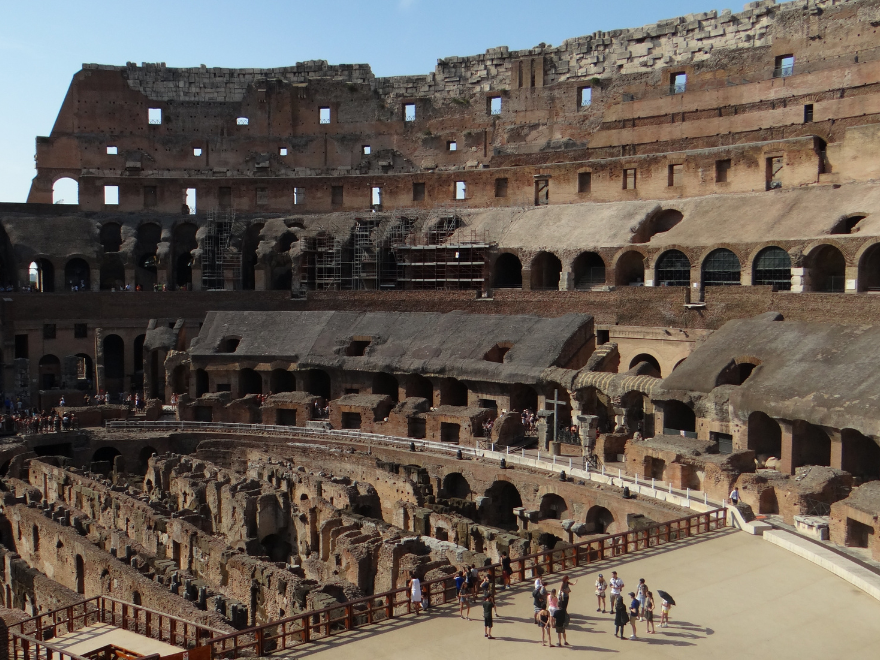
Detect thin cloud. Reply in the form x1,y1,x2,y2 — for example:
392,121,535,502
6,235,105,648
398,0,417,10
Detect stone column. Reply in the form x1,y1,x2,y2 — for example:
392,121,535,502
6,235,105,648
559,271,574,291
577,414,598,456
790,267,809,293
90,267,101,292
644,265,655,287
778,419,795,475
845,265,858,294
537,410,553,451
254,265,268,291
829,428,844,470
520,269,532,291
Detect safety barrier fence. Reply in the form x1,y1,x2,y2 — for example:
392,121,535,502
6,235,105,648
105,420,726,512
8,595,226,658
205,508,726,658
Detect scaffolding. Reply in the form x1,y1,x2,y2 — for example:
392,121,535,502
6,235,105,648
201,210,243,290
298,215,491,291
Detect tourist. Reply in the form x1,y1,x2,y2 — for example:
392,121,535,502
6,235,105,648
628,591,639,639
500,552,512,590
458,576,471,620
470,565,480,596
560,574,576,597
595,573,607,612
645,591,656,634
660,597,672,628
536,607,552,646
532,579,547,623
464,564,474,596
609,571,624,613
407,571,422,615
454,570,465,598
637,578,648,620
480,572,491,598
729,486,740,506
555,584,571,646
613,595,628,639
547,588,559,629
482,594,498,639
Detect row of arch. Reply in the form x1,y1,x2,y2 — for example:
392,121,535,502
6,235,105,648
37,333,146,394
493,243,880,292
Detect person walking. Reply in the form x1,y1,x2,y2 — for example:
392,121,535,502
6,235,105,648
407,572,422,615
609,571,624,613
613,595,628,639
628,591,639,640
483,594,498,639
595,573,608,613
555,585,571,647
645,591,656,634
637,578,648,620
501,552,512,590
729,487,740,506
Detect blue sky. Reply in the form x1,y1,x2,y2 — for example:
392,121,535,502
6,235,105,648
0,0,729,202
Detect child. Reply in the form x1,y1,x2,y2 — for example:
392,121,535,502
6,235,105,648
660,598,672,628
483,594,498,639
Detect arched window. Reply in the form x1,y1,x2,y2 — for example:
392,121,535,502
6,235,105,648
808,244,845,293
753,247,791,290
65,258,91,291
53,178,78,205
572,252,606,289
493,254,522,289
655,250,690,287
100,223,122,253
615,251,645,286
29,260,55,292
701,249,741,286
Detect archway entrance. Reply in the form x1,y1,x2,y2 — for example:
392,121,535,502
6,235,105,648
539,494,567,520
103,335,125,396
585,505,615,534
572,252,606,289
807,244,845,292
663,401,695,434
530,252,562,290
629,354,661,378
239,368,262,396
38,355,61,390
748,411,782,459
493,254,522,289
53,178,79,205
29,260,54,292
442,473,471,500
65,258,91,291
483,481,523,528
615,251,645,286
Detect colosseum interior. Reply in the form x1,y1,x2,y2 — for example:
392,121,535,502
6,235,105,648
2,0,880,657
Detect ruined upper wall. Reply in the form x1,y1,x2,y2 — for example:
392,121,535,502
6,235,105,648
86,0,866,103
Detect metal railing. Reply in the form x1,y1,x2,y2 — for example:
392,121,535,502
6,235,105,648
206,507,725,657
8,595,226,653
105,420,727,513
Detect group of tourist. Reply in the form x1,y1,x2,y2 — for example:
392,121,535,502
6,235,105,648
405,557,675,646
2,409,79,434
520,408,538,435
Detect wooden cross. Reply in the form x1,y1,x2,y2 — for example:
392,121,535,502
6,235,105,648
545,388,569,443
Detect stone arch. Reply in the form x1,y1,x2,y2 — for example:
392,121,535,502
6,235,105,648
631,208,683,244
585,505,615,534
829,213,868,235
171,364,188,395
172,222,198,289
804,243,846,292
242,222,265,291
654,249,690,287
539,493,567,520
135,222,162,290
530,251,562,290
856,240,880,292
103,335,125,394
372,372,399,403
64,257,91,291
662,400,695,434
261,534,293,563
510,383,538,413
53,177,79,205
792,420,831,469
304,369,331,399
138,446,157,473
628,353,661,378
93,446,121,464
195,369,209,397
270,369,296,393
701,248,741,286
442,472,471,499
100,255,126,290
29,258,55,292
439,378,468,406
239,368,262,396
613,249,646,286
75,353,95,386
0,225,16,288
483,480,523,528
572,251,606,288
39,354,61,389
405,374,433,402
493,253,522,289
841,428,880,480
748,411,782,459
716,357,761,387
99,222,122,253
751,246,792,290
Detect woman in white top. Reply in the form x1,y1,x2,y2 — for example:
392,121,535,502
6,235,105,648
595,573,608,613
408,572,422,614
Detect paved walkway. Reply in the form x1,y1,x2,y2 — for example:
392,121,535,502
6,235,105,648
50,622,183,656
283,529,880,659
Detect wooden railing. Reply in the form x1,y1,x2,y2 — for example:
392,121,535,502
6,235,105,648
10,633,91,660
207,508,726,658
8,595,226,654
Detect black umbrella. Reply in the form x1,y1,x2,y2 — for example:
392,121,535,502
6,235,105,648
657,590,676,606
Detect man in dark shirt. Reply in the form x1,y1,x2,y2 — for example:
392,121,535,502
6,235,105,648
483,595,498,639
